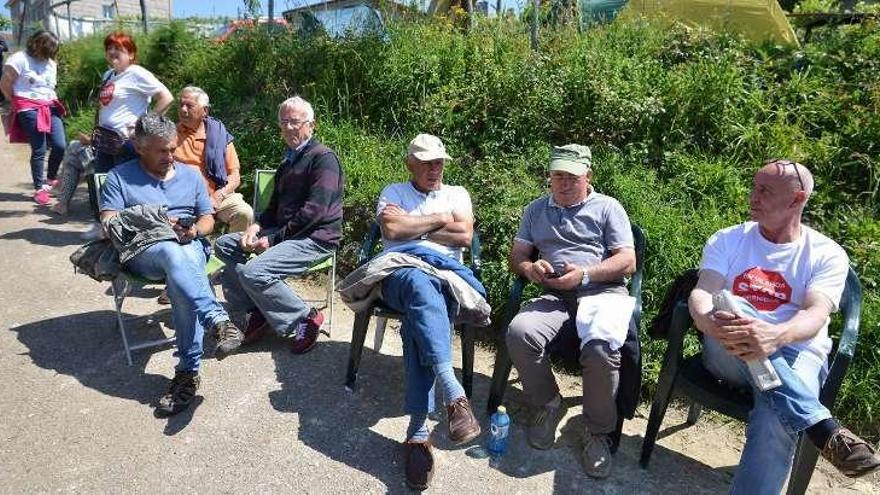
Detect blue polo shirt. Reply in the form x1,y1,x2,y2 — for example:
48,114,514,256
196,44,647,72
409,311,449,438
100,159,213,218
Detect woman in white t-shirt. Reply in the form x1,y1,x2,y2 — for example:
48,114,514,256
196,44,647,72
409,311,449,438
0,30,66,205
78,31,173,238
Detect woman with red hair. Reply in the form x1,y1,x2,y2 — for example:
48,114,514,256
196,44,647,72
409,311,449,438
72,31,173,237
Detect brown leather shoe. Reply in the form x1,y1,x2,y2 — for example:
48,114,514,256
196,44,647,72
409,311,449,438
403,440,434,491
447,396,481,445
821,428,880,478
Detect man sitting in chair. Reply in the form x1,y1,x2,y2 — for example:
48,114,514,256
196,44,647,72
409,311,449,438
99,113,242,417
505,144,636,479
689,160,880,493
175,86,253,233
213,96,343,355
375,133,482,490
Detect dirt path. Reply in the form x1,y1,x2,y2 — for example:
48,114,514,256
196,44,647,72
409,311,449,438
0,136,876,493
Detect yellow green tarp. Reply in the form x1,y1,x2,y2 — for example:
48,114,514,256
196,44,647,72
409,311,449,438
619,0,799,46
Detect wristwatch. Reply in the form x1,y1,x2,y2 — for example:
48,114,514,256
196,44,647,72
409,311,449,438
580,268,591,288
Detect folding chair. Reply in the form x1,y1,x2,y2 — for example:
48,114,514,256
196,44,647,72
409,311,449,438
639,268,863,495
344,221,484,397
486,224,645,450
93,173,225,365
252,169,337,336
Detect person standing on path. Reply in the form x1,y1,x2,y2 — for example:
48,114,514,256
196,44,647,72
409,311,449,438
1,30,65,206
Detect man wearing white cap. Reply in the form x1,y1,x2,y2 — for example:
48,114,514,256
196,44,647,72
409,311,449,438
376,133,482,490
506,144,636,478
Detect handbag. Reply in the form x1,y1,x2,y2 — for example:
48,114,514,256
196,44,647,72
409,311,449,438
92,125,126,155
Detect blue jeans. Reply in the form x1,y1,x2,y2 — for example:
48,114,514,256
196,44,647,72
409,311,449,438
125,239,229,373
16,108,66,189
702,300,829,494
214,231,333,335
381,268,455,415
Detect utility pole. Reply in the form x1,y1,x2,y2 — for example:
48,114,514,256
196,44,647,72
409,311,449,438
139,0,148,34
530,0,539,50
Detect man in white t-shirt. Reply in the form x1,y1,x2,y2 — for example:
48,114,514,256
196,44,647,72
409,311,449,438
375,134,481,490
689,160,880,493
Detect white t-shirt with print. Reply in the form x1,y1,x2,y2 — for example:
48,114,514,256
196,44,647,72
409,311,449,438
376,182,473,259
700,221,849,363
98,65,167,135
5,51,57,101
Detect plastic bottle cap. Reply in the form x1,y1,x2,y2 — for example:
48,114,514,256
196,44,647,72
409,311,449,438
497,405,506,414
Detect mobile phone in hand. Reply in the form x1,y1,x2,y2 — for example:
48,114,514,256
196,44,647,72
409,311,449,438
177,216,196,229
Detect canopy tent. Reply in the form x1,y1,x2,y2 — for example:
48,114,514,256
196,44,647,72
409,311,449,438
581,0,799,46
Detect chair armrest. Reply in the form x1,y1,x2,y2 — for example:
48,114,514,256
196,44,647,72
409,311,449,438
357,222,381,266
469,230,483,280
498,276,527,337
661,300,693,372
819,268,862,408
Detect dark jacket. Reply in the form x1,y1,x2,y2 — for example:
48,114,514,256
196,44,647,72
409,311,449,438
258,139,344,247
203,116,233,188
104,204,178,263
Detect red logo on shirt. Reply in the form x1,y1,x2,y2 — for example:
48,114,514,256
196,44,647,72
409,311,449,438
733,267,791,311
99,81,115,106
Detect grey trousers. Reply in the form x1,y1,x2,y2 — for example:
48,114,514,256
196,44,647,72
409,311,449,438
506,294,621,435
214,231,332,335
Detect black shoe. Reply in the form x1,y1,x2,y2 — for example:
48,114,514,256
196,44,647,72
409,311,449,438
213,320,244,359
155,371,200,417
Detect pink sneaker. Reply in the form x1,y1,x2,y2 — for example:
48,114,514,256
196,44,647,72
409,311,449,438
33,189,50,205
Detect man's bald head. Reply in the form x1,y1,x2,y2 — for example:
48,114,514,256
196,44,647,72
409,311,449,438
757,160,814,199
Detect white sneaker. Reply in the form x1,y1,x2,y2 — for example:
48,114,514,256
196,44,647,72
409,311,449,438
582,433,613,479
81,223,104,240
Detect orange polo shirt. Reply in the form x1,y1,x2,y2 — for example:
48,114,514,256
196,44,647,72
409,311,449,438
175,121,241,194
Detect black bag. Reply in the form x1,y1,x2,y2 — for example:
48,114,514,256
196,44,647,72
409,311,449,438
92,125,126,156
69,239,120,282
647,269,700,339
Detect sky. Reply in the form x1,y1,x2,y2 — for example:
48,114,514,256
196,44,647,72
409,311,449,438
3,0,522,19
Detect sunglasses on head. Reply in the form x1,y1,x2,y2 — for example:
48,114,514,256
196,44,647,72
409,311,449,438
764,159,804,192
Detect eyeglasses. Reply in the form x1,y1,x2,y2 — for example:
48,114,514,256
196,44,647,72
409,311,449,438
764,158,804,192
279,118,312,129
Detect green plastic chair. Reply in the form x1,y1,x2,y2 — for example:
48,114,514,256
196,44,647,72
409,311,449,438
486,224,645,450
252,169,337,336
344,221,484,397
639,267,863,495
93,173,224,365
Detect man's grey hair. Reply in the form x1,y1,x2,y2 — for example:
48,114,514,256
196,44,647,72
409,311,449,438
180,86,210,107
278,96,315,123
134,114,177,145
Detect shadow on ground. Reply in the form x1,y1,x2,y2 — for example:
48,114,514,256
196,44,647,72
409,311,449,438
9,308,200,434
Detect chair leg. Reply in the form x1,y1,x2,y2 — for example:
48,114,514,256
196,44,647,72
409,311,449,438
786,434,819,495
639,367,679,468
460,324,475,399
324,255,336,338
111,278,133,366
487,342,513,415
686,402,703,425
345,310,371,391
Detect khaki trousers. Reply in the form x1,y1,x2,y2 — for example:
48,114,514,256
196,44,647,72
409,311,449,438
506,294,621,434
215,192,254,233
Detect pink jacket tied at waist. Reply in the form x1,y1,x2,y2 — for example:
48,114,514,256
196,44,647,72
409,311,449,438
6,96,67,143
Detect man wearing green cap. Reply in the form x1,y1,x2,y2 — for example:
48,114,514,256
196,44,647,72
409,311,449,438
506,144,637,478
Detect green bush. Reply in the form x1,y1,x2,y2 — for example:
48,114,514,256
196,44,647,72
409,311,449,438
56,19,880,439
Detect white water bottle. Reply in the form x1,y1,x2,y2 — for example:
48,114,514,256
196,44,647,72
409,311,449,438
712,290,783,392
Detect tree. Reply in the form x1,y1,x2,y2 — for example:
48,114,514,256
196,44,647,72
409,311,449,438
243,0,261,18
139,0,148,33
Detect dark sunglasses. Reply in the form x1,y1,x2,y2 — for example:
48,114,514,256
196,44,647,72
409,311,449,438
764,158,804,192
